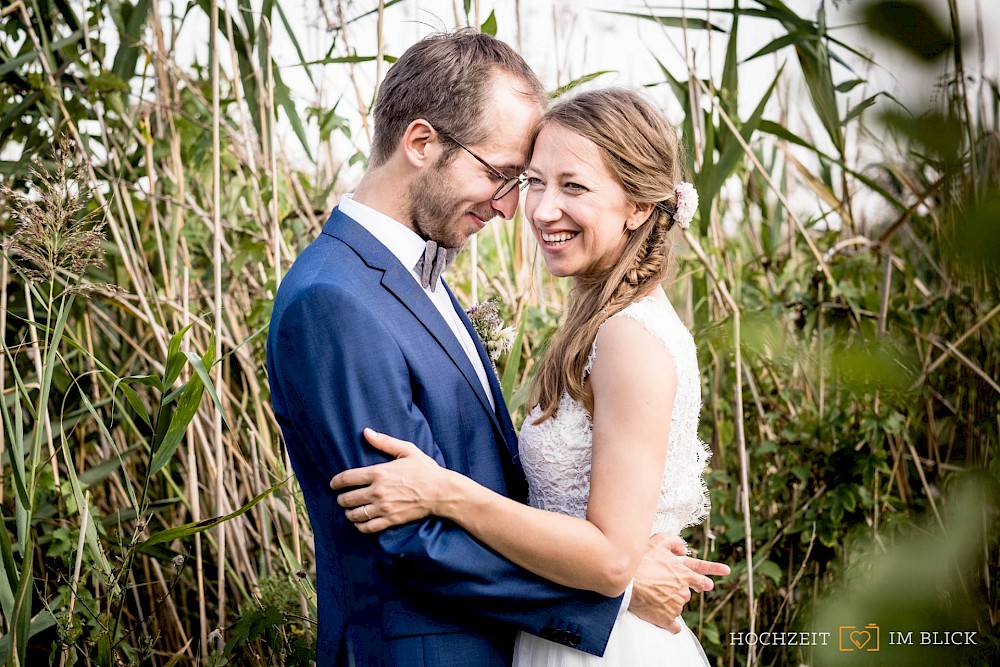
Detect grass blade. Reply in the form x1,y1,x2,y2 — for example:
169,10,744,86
138,478,289,550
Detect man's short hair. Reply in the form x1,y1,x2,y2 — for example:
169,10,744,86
369,29,545,168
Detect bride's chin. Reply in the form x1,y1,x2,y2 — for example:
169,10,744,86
543,262,571,278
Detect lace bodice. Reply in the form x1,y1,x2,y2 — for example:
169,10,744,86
518,297,711,536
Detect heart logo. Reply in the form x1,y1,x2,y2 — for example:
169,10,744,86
850,630,871,649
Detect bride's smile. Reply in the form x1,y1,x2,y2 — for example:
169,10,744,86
525,123,651,283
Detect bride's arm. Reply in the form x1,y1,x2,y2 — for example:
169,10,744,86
333,316,673,597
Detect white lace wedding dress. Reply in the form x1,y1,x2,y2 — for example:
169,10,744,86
514,297,712,666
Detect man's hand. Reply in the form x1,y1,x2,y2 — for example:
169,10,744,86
628,534,730,633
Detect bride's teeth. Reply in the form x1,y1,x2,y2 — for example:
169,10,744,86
542,232,577,243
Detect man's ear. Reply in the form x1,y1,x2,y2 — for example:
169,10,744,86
401,119,439,168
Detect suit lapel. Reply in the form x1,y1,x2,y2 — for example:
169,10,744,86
449,288,521,465
324,209,505,438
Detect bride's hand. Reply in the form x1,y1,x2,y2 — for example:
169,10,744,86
629,534,730,632
330,428,447,533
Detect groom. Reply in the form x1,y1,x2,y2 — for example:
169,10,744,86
268,29,726,666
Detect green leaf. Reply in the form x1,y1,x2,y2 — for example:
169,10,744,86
759,119,815,151
699,64,784,225
9,543,34,664
720,3,740,119
163,650,189,667
950,194,1000,278
300,55,386,67
221,323,269,364
0,505,18,623
481,10,497,36
59,426,115,578
77,391,141,511
651,56,696,175
863,0,953,61
881,109,965,163
0,29,84,79
149,339,229,476
0,340,31,511
186,347,231,431
796,38,843,153
601,11,727,33
242,0,259,49
164,324,194,388
345,0,407,25
757,120,906,211
273,67,314,161
148,375,205,476
110,0,150,90
500,321,526,405
78,445,141,487
0,609,55,663
836,78,865,93
138,478,289,551
743,31,816,63
549,71,614,100
755,559,784,585
841,92,885,126
194,0,263,136
115,381,152,428
275,1,314,85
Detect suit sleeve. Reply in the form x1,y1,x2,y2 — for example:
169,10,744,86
270,283,621,656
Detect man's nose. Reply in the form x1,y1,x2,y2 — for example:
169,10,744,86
491,186,520,220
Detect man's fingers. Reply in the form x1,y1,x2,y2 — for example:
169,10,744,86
355,517,390,534
335,487,372,508
666,618,683,635
345,504,376,523
330,466,377,490
363,428,417,458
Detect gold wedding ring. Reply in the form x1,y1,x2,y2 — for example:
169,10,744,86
362,505,371,521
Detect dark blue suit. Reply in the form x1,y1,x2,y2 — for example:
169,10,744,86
267,209,621,666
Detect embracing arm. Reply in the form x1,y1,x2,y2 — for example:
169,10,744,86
271,280,622,651
336,316,676,597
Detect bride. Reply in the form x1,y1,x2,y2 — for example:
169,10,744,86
332,87,722,665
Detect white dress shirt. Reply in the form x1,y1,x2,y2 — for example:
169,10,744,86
339,193,495,411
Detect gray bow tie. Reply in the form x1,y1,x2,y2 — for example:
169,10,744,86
414,240,459,292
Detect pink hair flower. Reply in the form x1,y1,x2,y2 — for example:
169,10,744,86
673,182,698,230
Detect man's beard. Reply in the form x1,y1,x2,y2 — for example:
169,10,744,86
407,162,492,250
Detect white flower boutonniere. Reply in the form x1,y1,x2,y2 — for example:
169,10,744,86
466,298,516,368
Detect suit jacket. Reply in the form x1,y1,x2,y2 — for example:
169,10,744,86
267,208,621,666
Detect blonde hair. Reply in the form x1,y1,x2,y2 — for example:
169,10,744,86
530,87,684,422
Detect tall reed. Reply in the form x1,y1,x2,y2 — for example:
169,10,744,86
0,1,996,665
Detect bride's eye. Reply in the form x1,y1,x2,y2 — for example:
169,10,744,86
564,182,587,192
526,176,543,187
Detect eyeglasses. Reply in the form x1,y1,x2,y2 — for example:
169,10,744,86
435,128,525,201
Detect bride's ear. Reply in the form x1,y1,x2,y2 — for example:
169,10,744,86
625,203,655,231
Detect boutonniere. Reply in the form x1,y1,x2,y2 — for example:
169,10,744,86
466,298,516,368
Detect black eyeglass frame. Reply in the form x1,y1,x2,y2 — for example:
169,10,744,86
434,128,525,201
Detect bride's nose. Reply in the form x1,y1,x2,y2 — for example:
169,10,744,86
527,187,561,224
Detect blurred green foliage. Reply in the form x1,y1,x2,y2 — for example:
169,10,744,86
1,0,997,665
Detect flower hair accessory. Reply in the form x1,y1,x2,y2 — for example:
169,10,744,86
672,181,698,230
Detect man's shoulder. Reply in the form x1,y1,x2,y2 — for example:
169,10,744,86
279,231,370,290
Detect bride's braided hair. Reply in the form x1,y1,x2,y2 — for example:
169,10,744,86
530,88,684,422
